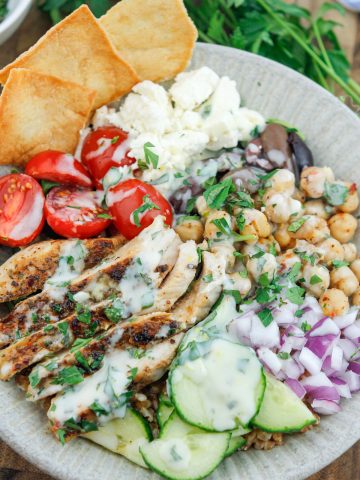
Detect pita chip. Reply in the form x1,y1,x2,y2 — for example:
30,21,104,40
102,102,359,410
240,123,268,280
0,68,96,166
0,5,139,109
100,0,198,82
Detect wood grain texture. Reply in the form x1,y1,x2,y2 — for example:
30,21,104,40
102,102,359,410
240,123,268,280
0,2,359,480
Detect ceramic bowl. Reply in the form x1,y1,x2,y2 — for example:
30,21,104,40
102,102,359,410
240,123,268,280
0,0,32,46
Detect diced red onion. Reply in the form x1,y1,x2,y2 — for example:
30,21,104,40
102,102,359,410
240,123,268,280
307,317,340,337
249,315,280,349
281,335,306,352
331,345,343,371
281,356,304,379
342,371,360,393
257,347,282,375
301,373,340,402
234,312,253,345
322,355,348,376
273,303,298,326
305,334,338,360
299,296,325,327
338,339,358,361
311,399,341,415
285,378,306,399
348,361,360,375
298,347,322,374
329,376,352,399
333,308,358,329
343,321,360,342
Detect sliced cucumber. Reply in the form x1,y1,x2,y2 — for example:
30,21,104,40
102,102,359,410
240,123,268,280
83,408,152,467
157,395,175,431
140,411,230,480
225,435,246,457
252,374,316,433
169,338,265,432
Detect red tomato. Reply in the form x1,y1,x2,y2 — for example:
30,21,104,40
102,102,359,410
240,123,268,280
45,186,111,239
25,150,93,188
81,127,135,188
0,174,45,247
107,179,173,239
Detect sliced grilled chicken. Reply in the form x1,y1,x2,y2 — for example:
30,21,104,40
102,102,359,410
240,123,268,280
0,236,126,303
46,249,229,438
27,312,180,401
0,217,180,348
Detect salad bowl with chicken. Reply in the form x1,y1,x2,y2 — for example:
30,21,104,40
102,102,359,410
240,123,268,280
0,1,359,480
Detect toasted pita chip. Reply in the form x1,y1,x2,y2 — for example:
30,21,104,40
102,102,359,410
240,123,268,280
100,0,198,82
0,5,139,108
0,69,96,166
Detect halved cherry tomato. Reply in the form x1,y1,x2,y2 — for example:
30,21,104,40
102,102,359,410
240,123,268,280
107,179,173,239
0,174,45,247
45,186,111,239
81,126,135,188
25,151,93,188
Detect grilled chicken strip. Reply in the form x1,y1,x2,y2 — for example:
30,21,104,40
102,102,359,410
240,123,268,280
0,236,126,303
0,217,180,348
46,249,229,437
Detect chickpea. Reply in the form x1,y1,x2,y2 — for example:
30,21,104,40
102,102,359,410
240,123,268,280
304,200,329,219
350,258,360,281
293,188,306,204
352,287,360,306
175,218,204,243
246,252,277,282
274,223,293,249
318,238,344,266
226,272,252,297
266,169,295,196
338,182,359,213
277,252,301,277
319,288,349,317
303,264,330,298
328,213,357,243
330,265,359,297
291,215,330,244
300,166,334,199
241,209,271,238
343,243,357,263
204,210,232,240
195,195,210,217
264,192,302,224
211,242,236,271
257,236,281,254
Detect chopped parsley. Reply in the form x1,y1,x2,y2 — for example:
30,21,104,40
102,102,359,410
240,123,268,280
51,366,84,386
324,181,349,206
211,217,232,236
143,142,159,169
29,370,40,388
203,178,235,209
277,352,290,360
132,195,160,227
288,218,306,232
257,308,273,327
97,213,113,219
332,260,349,268
202,273,213,283
90,402,109,416
235,213,246,232
287,286,305,305
223,289,242,304
301,321,312,332
104,300,124,323
310,274,323,285
56,429,66,445
288,262,302,281
111,135,119,144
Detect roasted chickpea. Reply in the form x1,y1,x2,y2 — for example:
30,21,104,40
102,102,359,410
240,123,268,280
343,243,357,263
246,252,277,282
328,213,357,243
352,287,360,306
204,210,232,240
330,265,359,297
292,188,306,204
226,272,252,297
264,192,302,224
303,264,330,298
291,215,330,244
241,209,271,238
319,288,349,317
211,242,236,271
257,236,281,254
318,238,344,266
304,199,329,219
300,166,334,198
274,224,293,249
350,258,360,282
338,182,359,213
277,252,301,277
175,217,204,243
266,169,295,196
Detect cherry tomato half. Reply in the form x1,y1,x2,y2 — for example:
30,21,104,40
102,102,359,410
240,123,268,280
81,127,135,188
45,186,111,239
107,179,173,239
0,174,45,247
25,150,93,188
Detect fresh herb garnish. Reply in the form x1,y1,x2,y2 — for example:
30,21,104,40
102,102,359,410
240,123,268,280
132,195,160,227
203,178,235,209
301,321,312,332
142,142,159,169
202,274,213,283
278,352,290,360
41,180,60,194
97,213,113,219
324,182,349,206
332,260,349,268
288,218,306,232
288,262,302,281
223,289,242,304
211,217,232,236
287,285,305,305
52,366,84,386
29,370,40,388
258,308,273,327
310,274,323,285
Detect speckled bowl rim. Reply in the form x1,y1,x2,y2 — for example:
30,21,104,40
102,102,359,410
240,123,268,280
0,43,359,480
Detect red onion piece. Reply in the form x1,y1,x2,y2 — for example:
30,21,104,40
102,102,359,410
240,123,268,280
305,334,338,360
329,376,352,399
342,371,360,393
331,345,344,371
338,338,358,361
333,308,358,329
257,347,282,375
311,399,341,415
348,361,360,375
285,378,306,399
298,347,322,374
249,315,280,349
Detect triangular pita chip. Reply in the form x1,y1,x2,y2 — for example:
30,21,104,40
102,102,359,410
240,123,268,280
100,0,198,82
0,68,96,166
0,5,139,109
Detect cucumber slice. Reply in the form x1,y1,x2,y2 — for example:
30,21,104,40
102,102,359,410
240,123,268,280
140,411,230,480
157,396,175,431
83,408,152,467
252,374,316,433
225,435,246,457
169,338,265,432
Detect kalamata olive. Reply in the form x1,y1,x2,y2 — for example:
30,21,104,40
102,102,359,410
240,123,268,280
260,124,292,168
221,166,266,194
169,179,203,214
288,132,314,172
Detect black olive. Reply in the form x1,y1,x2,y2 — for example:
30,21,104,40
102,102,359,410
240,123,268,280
221,166,266,194
169,179,203,214
288,132,314,173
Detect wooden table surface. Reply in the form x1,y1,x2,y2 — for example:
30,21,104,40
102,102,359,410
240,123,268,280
0,2,359,480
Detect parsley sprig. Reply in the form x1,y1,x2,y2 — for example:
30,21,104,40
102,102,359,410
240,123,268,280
132,195,160,227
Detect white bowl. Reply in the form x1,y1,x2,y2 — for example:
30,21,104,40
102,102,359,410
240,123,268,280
0,0,32,46
0,43,359,480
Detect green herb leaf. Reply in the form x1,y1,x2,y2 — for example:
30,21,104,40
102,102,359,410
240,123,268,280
41,180,60,194
143,142,159,169
52,366,84,386
301,321,312,332
132,194,160,227
310,274,323,285
211,217,232,236
332,260,349,268
258,308,273,327
29,370,40,388
203,178,235,209
288,218,306,232
223,289,242,304
324,182,349,206
278,352,290,360
287,286,305,305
